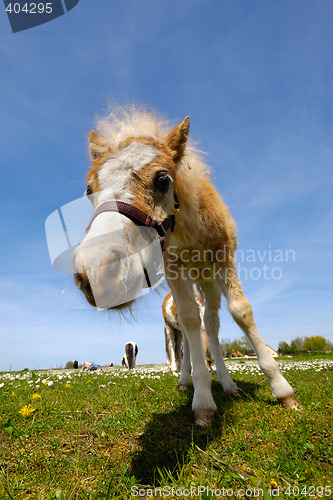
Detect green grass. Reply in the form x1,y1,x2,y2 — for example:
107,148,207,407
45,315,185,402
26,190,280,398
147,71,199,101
0,357,332,499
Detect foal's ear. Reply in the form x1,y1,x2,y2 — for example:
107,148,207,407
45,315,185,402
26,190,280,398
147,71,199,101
89,130,109,161
166,116,190,163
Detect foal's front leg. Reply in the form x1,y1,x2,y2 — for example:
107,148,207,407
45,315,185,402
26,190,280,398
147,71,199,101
170,278,217,425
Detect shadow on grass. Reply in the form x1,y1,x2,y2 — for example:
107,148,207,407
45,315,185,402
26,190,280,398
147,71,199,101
130,380,260,485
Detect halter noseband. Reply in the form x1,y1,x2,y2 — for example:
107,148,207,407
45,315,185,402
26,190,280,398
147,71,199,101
86,196,179,250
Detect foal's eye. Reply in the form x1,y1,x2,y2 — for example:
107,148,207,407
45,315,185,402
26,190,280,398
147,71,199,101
85,186,93,196
154,173,171,193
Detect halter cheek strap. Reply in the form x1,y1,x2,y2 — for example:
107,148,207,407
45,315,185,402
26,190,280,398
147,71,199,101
86,197,178,249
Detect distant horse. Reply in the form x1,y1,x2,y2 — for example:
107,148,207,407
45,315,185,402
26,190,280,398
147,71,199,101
81,362,93,372
81,362,102,372
163,290,212,374
122,341,138,369
73,106,299,425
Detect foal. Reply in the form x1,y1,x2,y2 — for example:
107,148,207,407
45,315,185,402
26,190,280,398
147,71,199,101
73,106,299,425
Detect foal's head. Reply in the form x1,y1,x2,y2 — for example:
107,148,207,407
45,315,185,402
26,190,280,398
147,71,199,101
73,109,189,309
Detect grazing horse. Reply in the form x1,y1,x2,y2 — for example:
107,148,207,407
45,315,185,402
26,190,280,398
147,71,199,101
163,290,212,374
122,341,138,369
73,106,299,425
81,361,93,372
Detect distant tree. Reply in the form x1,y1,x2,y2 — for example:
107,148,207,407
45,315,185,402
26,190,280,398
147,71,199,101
290,337,305,355
278,341,293,355
230,339,243,356
240,335,255,355
220,338,232,358
220,336,255,357
303,336,328,354
278,335,332,355
65,361,74,369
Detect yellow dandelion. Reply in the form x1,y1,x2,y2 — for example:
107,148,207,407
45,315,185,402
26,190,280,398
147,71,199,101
87,380,93,384
32,393,41,400
18,404,36,417
270,479,278,488
11,391,16,397
65,383,71,388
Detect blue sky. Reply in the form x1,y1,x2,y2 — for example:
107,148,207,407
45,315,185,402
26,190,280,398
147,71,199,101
0,0,332,371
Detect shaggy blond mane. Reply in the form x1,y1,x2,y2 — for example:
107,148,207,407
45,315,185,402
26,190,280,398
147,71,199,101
94,105,211,181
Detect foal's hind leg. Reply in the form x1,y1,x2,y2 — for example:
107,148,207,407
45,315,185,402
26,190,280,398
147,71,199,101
200,281,240,396
221,264,300,409
178,332,191,390
165,325,181,372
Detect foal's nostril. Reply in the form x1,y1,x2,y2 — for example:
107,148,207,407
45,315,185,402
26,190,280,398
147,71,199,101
73,249,125,309
84,281,93,296
74,272,84,290
74,272,96,307
105,263,119,281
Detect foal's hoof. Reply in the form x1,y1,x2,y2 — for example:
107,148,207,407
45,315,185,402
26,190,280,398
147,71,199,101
226,388,240,398
179,382,190,391
194,409,216,426
278,394,301,410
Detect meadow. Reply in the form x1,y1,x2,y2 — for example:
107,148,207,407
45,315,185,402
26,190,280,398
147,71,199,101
0,356,332,499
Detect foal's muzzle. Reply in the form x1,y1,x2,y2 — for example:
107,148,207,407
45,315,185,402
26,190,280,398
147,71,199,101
72,228,164,309
45,195,166,309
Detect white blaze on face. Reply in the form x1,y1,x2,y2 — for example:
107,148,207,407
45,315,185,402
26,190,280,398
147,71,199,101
97,141,157,202
73,141,160,308
79,141,158,261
